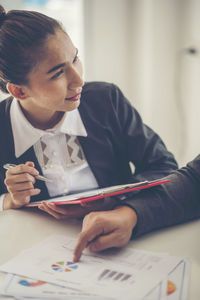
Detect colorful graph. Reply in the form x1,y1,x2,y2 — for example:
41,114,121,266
18,279,45,287
51,261,78,272
98,269,132,283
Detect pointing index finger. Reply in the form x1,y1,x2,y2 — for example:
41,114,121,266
73,225,103,262
73,233,89,262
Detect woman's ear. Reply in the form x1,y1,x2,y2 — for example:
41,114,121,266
6,82,28,100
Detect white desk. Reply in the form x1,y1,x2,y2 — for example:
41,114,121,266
0,208,199,300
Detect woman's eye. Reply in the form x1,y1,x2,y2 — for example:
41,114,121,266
51,69,64,79
73,55,79,64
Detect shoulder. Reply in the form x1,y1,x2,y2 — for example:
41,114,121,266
0,98,7,113
0,96,13,116
81,81,120,102
185,155,200,177
80,82,118,114
80,81,130,110
79,82,139,125
82,81,115,94
0,97,13,131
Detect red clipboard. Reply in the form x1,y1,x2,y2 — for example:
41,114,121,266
26,178,171,207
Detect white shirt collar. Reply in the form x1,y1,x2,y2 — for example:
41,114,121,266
10,98,87,158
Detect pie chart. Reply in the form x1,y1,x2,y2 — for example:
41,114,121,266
51,261,79,272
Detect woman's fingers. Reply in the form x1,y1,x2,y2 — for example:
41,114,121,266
6,164,39,177
11,188,41,207
5,173,36,184
38,197,116,220
25,161,35,167
39,202,63,219
4,162,40,209
38,202,91,219
6,181,35,192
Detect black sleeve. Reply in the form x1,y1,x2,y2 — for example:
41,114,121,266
110,84,178,182
123,155,200,237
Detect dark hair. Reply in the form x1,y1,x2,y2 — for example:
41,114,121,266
0,5,64,94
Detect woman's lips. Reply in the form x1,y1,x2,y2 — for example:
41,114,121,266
65,93,81,102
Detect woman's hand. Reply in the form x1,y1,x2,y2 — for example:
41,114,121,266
38,197,116,219
4,161,41,210
73,206,138,262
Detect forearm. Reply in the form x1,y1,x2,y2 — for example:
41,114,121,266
124,163,200,238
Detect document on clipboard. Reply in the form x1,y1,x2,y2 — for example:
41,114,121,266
26,178,171,207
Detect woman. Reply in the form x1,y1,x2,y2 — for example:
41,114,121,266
0,6,177,218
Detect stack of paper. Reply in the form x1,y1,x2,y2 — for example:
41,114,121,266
0,235,190,300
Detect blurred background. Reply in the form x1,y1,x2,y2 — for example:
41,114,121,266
1,0,200,167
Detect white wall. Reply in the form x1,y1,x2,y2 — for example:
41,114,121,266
178,0,200,165
83,0,200,166
128,0,182,163
83,0,132,98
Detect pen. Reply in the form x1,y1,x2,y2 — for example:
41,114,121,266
52,181,150,202
102,181,149,194
3,163,53,183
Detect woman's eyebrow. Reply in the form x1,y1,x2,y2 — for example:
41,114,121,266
47,62,66,74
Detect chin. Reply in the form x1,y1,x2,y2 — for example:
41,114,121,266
65,99,80,111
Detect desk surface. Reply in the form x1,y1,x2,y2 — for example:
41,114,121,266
0,208,199,300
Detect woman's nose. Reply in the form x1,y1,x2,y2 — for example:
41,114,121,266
68,66,84,91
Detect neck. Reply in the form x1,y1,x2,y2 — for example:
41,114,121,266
20,104,64,130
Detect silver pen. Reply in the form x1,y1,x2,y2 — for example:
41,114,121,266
3,163,53,183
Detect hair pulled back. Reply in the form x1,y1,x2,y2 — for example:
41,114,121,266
0,5,63,94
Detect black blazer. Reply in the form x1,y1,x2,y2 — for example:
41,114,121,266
0,82,178,202
127,155,200,237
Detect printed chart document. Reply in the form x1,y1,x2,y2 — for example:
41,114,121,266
1,259,190,300
0,235,190,300
26,179,170,207
1,274,110,300
1,273,166,300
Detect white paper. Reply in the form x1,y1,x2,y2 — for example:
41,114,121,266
0,235,186,300
2,273,166,300
143,258,191,300
166,258,190,300
1,273,111,299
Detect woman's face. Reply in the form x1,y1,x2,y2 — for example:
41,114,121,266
20,30,84,127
